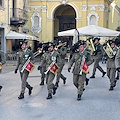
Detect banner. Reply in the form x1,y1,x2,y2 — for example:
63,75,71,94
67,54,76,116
81,61,89,74
50,63,59,75
25,61,35,73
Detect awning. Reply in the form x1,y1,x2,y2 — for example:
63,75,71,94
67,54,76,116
6,31,39,41
58,25,120,37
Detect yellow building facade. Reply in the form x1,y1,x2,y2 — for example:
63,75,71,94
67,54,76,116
28,0,120,46
0,0,28,54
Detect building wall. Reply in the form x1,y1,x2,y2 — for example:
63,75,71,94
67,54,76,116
108,0,120,30
28,0,113,43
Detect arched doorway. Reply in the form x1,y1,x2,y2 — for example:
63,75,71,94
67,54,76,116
54,5,76,47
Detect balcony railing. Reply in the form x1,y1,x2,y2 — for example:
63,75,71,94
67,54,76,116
10,8,28,24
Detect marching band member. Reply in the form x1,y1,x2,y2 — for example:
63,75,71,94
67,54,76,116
90,38,106,78
55,40,67,87
68,41,93,101
37,43,47,86
115,36,120,78
39,42,60,99
0,50,5,92
14,40,35,99
105,40,118,90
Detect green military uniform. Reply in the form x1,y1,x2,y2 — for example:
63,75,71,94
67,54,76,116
0,50,4,91
15,47,35,99
39,46,61,99
55,46,67,87
106,47,118,90
68,43,93,100
115,46,120,79
90,42,106,78
0,50,5,73
38,51,46,85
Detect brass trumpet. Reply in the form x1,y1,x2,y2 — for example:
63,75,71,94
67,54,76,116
33,48,42,57
55,42,67,50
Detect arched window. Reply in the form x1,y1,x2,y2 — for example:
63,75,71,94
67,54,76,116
90,15,96,25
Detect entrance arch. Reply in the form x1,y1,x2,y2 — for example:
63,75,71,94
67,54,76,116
53,4,76,47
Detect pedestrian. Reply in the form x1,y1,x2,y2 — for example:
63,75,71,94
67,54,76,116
68,41,93,100
90,38,106,78
14,40,35,99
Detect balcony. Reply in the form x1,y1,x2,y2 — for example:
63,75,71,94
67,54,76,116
10,8,28,26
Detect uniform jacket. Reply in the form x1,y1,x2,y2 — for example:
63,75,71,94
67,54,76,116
16,48,35,72
107,47,118,69
68,49,93,75
0,51,5,64
93,43,103,60
57,46,67,66
115,47,120,69
39,50,61,69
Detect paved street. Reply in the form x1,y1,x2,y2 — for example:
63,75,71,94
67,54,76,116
0,62,120,120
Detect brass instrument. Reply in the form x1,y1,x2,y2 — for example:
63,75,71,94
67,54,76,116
21,48,42,73
103,42,116,59
55,42,67,50
44,61,55,74
87,38,96,55
0,62,2,70
33,48,42,57
21,57,31,73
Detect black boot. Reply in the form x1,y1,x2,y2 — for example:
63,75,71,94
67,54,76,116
90,75,95,78
28,87,33,95
40,81,44,86
46,93,52,99
113,80,117,87
102,72,106,77
53,86,57,95
109,86,114,91
86,78,89,86
63,77,66,84
55,82,59,87
77,94,81,101
18,93,24,99
0,85,2,92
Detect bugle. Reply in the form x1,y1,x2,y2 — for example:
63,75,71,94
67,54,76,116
44,61,55,74
21,57,31,73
